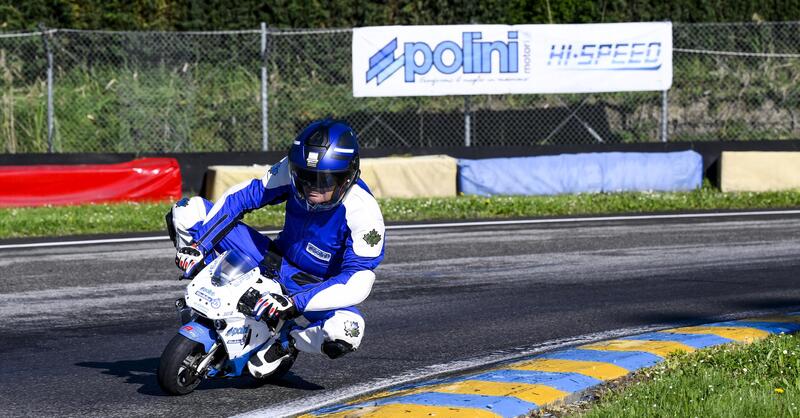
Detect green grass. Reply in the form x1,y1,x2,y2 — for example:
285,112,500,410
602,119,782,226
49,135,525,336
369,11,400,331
1,185,800,239
570,333,800,418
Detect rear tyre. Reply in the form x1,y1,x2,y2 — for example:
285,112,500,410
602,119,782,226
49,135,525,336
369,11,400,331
157,334,205,395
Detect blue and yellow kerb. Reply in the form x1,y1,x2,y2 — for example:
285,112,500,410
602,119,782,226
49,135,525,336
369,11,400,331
301,314,800,418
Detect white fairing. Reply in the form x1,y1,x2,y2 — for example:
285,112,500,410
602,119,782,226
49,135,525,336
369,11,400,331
184,254,282,361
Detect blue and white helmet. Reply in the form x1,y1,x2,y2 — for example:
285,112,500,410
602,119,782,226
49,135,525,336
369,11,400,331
288,119,361,212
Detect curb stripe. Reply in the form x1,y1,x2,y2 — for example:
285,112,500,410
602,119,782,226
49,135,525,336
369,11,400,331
306,403,500,418
505,358,629,381
355,369,600,398
708,321,800,335
347,379,565,408
425,380,567,405
303,314,800,418
459,370,602,394
620,332,732,348
579,339,696,357
310,392,537,418
662,325,770,342
540,348,662,371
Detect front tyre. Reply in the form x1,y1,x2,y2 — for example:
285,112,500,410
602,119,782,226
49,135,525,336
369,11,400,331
157,334,205,395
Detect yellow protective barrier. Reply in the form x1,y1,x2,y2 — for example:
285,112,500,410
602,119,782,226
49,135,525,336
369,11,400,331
204,165,269,202
204,155,457,201
359,155,457,198
720,151,800,192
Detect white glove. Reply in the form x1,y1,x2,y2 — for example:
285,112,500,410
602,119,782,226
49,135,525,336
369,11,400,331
175,243,204,278
253,293,298,321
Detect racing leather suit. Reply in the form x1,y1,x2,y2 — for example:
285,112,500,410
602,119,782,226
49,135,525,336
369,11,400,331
169,158,385,357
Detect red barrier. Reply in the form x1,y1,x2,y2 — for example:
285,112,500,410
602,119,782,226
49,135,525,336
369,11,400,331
0,158,182,207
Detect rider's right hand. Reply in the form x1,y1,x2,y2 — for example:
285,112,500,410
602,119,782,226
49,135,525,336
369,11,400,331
175,243,204,278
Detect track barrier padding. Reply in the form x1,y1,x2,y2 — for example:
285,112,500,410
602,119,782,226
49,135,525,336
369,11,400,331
205,165,269,202
204,155,458,201
720,151,800,192
0,158,181,207
458,151,703,196
359,155,457,198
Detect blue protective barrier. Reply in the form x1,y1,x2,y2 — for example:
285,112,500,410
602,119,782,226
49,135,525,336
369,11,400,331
458,151,703,196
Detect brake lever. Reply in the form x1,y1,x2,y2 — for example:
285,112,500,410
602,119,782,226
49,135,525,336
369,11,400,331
179,260,205,281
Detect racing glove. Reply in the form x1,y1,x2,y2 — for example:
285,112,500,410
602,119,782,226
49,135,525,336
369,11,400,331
175,243,204,278
253,293,299,321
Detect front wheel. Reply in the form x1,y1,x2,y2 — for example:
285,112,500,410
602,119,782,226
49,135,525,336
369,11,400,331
157,334,205,395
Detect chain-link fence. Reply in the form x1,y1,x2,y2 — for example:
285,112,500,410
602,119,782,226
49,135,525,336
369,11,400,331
1,22,799,153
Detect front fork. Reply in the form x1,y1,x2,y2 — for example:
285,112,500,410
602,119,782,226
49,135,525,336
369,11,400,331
192,341,221,378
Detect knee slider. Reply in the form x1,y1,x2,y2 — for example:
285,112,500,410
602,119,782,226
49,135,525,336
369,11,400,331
322,339,354,359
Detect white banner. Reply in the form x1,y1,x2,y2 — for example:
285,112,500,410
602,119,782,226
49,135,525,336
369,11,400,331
353,22,672,97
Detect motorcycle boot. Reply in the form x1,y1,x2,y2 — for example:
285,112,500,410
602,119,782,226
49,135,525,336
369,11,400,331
247,322,298,378
263,334,297,363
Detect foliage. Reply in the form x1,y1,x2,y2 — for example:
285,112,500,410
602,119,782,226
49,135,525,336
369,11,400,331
2,0,800,31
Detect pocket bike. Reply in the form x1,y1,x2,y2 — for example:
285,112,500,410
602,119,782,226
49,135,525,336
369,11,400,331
157,249,296,395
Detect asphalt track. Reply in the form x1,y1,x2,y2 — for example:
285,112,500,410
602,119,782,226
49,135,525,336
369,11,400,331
1,213,800,417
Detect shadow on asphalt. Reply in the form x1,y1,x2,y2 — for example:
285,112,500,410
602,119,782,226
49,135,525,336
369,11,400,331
76,358,324,396
728,296,800,312
629,297,800,326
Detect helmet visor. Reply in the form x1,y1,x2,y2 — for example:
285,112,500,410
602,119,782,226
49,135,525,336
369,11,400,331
291,166,351,198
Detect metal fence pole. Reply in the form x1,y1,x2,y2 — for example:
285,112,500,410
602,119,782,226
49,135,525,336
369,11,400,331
260,22,269,151
661,89,668,143
464,96,471,147
39,26,55,152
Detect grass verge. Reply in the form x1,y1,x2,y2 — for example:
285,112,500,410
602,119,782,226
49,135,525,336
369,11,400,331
2,185,800,239
540,333,800,417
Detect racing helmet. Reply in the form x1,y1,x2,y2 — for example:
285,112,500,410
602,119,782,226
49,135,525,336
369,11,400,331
288,119,361,212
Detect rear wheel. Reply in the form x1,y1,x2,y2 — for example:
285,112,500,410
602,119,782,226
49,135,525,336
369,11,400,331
157,334,205,395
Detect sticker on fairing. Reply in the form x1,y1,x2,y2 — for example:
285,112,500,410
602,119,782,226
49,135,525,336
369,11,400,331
305,242,332,262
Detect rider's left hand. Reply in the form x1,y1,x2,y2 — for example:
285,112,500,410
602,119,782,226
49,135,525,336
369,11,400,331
253,293,299,321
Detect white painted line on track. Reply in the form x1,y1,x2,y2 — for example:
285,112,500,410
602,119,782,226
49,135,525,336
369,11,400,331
231,307,799,418
0,230,277,250
385,209,800,229
2,209,799,250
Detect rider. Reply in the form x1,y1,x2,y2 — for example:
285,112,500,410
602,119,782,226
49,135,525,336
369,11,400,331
166,119,385,372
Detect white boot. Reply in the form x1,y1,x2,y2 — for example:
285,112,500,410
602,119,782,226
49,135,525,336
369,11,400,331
247,324,298,378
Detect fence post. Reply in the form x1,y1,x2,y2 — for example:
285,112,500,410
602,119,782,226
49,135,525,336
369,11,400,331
464,96,471,147
260,22,269,151
39,25,55,152
661,89,668,143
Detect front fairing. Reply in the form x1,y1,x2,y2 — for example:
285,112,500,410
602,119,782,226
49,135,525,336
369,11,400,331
183,250,283,375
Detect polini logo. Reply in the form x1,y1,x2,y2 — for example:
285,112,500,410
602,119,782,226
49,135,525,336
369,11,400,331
367,32,519,85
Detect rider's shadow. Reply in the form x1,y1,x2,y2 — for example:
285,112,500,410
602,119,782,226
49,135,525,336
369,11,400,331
75,358,324,396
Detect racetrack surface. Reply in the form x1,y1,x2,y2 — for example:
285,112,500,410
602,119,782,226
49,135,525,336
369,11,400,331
1,214,799,417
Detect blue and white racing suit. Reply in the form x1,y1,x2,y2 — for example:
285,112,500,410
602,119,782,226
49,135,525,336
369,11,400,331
170,158,385,356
